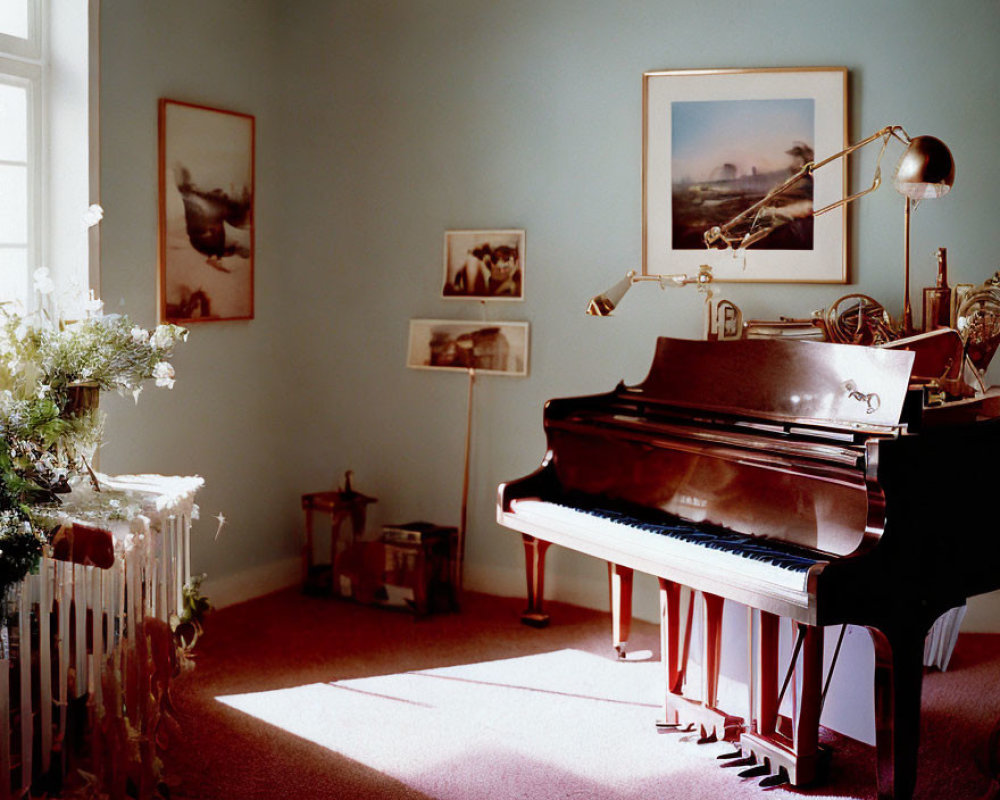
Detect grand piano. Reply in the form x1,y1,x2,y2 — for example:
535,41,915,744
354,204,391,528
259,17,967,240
497,335,1000,800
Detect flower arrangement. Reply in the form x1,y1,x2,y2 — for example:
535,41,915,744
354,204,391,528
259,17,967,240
0,256,187,603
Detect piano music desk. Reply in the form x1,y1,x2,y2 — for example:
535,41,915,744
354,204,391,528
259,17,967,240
300,490,376,596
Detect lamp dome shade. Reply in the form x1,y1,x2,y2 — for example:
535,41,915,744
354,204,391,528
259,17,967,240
894,135,955,199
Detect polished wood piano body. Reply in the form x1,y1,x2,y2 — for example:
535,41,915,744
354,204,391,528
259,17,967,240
497,336,1000,799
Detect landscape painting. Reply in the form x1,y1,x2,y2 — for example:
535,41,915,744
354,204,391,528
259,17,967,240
671,98,814,250
643,68,847,283
158,99,255,323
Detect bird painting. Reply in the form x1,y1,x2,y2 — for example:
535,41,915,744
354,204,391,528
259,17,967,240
174,165,252,272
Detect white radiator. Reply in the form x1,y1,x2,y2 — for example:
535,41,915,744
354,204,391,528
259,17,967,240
1,474,203,799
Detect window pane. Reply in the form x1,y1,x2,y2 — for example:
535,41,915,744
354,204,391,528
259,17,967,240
0,83,28,162
0,247,29,308
0,164,28,243
0,2,29,40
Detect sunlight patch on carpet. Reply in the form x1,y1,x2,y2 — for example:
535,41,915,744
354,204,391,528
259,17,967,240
216,648,859,800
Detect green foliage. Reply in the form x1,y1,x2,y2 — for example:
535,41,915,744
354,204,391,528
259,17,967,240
0,509,44,604
180,573,212,626
0,302,188,601
0,308,187,399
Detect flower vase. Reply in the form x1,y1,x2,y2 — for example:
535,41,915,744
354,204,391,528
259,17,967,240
60,381,102,485
63,381,100,417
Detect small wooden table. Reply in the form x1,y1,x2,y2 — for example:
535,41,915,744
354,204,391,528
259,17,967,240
301,490,376,595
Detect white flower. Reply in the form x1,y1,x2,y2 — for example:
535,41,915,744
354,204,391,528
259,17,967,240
82,204,104,228
152,361,175,388
131,326,149,344
36,384,50,399
150,325,176,350
33,268,55,296
83,290,104,316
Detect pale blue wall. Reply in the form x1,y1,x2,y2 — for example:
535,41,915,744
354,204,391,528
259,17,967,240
97,0,1000,743
98,0,301,597
269,0,1000,623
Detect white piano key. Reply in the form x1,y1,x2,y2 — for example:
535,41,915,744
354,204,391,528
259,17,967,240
508,500,820,605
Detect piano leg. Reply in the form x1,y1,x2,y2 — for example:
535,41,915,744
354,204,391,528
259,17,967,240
657,580,742,741
869,626,927,800
702,593,724,713
659,578,685,695
608,563,633,658
520,534,551,627
740,612,824,786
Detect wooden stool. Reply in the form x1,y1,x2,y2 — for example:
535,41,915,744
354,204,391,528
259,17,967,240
301,490,376,595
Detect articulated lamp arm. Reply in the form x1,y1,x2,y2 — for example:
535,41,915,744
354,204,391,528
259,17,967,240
703,126,911,250
587,266,713,316
585,125,952,329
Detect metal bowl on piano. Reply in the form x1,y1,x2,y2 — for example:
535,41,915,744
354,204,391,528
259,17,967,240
956,282,1000,377
497,334,1000,799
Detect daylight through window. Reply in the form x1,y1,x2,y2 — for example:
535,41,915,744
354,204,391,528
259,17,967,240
0,0,40,310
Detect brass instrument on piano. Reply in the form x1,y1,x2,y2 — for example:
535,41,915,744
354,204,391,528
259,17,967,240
496,335,1000,799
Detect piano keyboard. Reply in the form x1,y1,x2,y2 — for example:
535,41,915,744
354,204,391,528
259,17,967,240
507,499,828,601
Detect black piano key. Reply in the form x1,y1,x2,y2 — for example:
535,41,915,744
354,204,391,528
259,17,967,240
557,498,826,574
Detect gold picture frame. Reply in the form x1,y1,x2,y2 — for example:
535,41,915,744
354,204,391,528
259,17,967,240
643,67,848,283
406,319,529,377
158,98,255,323
442,229,525,301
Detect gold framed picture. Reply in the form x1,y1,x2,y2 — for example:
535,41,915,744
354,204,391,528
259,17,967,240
158,99,255,323
442,229,525,301
643,67,848,283
406,319,529,376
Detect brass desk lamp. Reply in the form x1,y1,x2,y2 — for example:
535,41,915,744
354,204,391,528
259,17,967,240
587,266,713,316
703,125,955,334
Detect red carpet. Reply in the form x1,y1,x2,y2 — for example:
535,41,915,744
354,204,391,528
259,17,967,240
162,589,1000,799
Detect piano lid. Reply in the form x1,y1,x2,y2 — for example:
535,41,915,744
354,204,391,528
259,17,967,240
628,337,916,430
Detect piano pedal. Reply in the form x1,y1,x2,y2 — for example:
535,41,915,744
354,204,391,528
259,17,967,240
656,722,695,736
758,767,790,788
719,756,755,770
716,749,745,761
696,728,718,745
737,763,771,779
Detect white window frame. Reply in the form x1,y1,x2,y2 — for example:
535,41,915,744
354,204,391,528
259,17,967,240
1,0,98,312
0,5,42,310
0,0,41,60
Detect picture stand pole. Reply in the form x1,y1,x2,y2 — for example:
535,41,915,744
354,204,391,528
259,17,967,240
455,366,475,608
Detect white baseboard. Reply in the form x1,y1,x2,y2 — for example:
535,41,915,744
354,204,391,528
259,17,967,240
202,556,301,609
